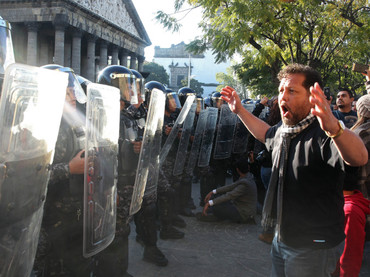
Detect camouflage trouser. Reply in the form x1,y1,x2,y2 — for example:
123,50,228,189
134,199,158,246
34,206,93,277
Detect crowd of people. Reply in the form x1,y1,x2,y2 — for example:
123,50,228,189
1,14,370,277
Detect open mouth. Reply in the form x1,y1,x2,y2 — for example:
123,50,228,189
280,103,290,117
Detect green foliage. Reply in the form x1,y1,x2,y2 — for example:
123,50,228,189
143,62,170,86
180,78,204,95
157,0,370,96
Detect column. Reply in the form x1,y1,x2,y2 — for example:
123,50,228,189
111,46,119,65
138,55,145,72
72,30,82,75
53,14,68,65
130,53,137,70
86,35,96,81
99,41,108,70
26,22,39,66
64,40,71,68
120,49,129,67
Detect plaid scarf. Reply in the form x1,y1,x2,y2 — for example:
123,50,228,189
261,113,316,238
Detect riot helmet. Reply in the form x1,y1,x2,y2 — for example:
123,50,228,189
130,69,145,102
41,64,87,105
196,96,204,114
241,98,251,104
165,89,181,113
204,96,212,108
211,91,225,109
144,81,166,106
178,87,196,106
0,16,15,91
97,65,138,106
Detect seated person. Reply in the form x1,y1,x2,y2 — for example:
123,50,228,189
197,158,257,223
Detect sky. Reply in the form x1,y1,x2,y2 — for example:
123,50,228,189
131,0,203,61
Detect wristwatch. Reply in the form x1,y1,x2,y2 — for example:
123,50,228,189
326,120,345,139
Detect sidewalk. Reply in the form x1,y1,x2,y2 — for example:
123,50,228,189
127,181,370,277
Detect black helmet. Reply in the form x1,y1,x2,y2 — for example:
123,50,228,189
178,87,196,106
0,16,15,91
211,91,225,109
165,89,181,113
241,98,251,104
42,64,87,104
97,65,138,105
144,81,166,106
204,96,212,108
130,69,145,102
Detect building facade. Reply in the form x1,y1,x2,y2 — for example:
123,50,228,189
153,42,230,96
0,0,150,81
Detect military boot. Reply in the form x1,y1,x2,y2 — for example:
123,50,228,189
143,245,168,266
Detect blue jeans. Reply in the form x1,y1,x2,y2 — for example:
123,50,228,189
271,236,344,277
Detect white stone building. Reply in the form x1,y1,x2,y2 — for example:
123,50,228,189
153,42,230,96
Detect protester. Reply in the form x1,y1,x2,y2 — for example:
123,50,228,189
197,157,257,223
221,63,367,277
333,88,357,128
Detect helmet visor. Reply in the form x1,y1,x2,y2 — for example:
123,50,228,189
167,92,181,111
110,73,138,104
0,19,15,75
196,97,204,113
58,67,87,104
212,97,225,109
136,77,145,102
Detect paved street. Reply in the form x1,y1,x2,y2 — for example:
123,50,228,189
127,181,370,277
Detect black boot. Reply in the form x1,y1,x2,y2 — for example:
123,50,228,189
143,246,168,266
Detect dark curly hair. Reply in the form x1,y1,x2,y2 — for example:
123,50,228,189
277,64,323,91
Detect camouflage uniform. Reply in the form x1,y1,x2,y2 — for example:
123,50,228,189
93,107,137,276
34,117,92,277
157,111,186,237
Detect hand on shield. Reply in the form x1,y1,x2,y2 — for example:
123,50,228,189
165,125,172,135
69,149,85,174
132,140,142,154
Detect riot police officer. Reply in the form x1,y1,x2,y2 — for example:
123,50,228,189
145,82,186,238
175,87,198,216
95,65,143,276
199,91,230,205
34,64,90,276
129,70,169,266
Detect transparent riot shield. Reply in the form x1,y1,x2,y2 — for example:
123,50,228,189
198,107,219,167
83,83,120,258
130,88,166,215
185,108,209,175
213,104,238,159
173,103,197,176
159,95,196,166
142,105,164,201
232,104,251,154
0,63,67,277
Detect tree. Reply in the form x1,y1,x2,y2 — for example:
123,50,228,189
215,66,250,99
157,0,369,96
142,62,170,86
180,78,204,95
